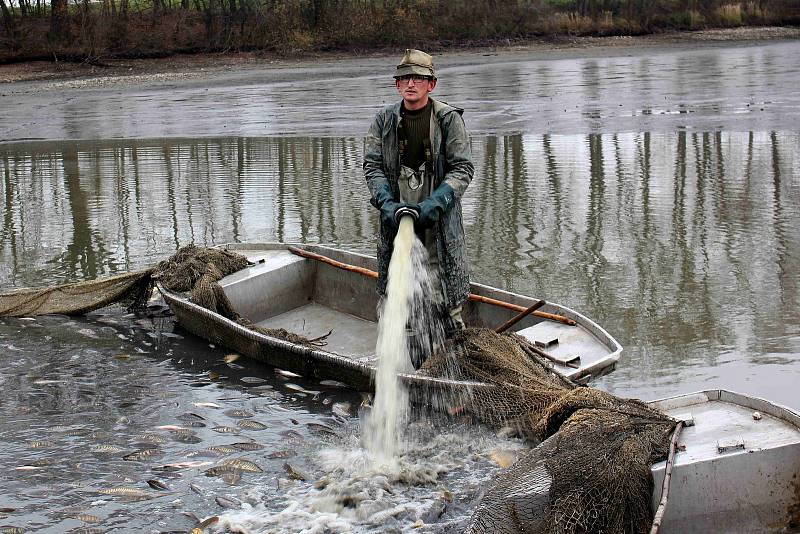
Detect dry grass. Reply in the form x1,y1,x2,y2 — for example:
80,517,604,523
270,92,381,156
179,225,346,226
0,0,798,63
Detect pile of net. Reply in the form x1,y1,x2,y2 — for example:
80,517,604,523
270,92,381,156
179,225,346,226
420,329,677,534
0,245,321,346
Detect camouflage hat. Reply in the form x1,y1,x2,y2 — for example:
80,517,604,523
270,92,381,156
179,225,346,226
394,49,436,79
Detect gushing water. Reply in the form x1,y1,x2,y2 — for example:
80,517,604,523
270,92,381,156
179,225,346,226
365,216,443,465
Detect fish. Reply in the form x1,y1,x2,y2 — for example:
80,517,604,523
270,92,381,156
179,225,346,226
204,465,241,477
135,433,168,445
307,423,338,437
155,461,212,470
0,527,26,534
204,445,239,455
147,479,168,491
319,379,347,387
239,376,266,384
214,496,240,509
193,402,221,409
211,426,239,434
32,379,64,385
236,420,267,430
188,421,206,428
282,463,306,481
72,514,102,523
266,449,295,459
156,425,186,431
0,509,15,513
276,369,301,378
229,442,264,451
122,448,161,461
208,371,221,380
227,363,245,370
97,487,150,498
221,459,262,473
224,409,253,419
169,429,201,444
15,465,43,471
223,354,240,364
177,412,205,421
188,483,205,496
27,440,55,449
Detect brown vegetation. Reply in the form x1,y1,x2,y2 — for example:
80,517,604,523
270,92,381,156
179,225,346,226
0,0,798,63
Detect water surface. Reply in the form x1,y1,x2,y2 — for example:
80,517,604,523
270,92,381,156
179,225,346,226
1,39,799,532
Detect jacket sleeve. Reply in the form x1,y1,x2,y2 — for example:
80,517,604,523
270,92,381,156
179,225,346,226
441,112,474,198
363,110,390,208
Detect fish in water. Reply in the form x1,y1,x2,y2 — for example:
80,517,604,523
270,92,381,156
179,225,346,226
211,426,239,434
0,527,26,534
220,458,262,473
276,369,301,378
214,496,240,509
123,448,161,461
223,354,240,364
177,412,205,421
306,423,338,437
230,442,264,451
169,429,201,444
204,465,241,477
146,479,169,491
27,440,55,449
282,463,307,481
236,420,267,430
266,449,295,459
224,409,253,419
98,487,150,498
239,376,266,384
91,443,125,454
136,433,168,445
332,402,352,418
72,514,102,524
204,445,239,455
193,402,221,409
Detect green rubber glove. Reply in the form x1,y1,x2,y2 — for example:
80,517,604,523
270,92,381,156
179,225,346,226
416,183,456,230
373,182,405,230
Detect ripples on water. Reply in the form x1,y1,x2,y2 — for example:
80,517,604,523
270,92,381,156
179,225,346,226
1,128,798,531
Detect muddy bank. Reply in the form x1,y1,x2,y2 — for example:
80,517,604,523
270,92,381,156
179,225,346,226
1,26,799,86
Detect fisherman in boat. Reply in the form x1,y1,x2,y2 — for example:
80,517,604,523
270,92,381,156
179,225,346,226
363,49,474,362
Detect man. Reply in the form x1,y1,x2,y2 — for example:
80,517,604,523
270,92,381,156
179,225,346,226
363,49,474,359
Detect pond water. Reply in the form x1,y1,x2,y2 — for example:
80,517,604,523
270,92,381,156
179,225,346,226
1,39,798,533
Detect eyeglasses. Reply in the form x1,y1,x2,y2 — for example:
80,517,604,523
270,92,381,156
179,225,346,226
397,74,432,84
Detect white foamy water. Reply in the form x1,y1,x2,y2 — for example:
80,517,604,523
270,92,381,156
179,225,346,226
214,421,524,534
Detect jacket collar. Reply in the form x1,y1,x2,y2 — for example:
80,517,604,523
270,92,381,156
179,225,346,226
391,98,463,123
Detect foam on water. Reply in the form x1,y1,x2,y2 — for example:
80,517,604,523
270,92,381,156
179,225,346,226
214,421,523,533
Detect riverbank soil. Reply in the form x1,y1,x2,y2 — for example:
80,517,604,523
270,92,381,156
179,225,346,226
1,26,798,85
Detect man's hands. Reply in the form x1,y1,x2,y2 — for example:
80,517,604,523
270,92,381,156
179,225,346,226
374,182,456,231
414,183,455,230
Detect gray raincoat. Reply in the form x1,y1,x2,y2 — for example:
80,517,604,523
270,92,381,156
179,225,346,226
363,98,474,310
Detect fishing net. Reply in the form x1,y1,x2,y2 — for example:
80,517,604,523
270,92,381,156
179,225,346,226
420,328,677,534
0,245,320,346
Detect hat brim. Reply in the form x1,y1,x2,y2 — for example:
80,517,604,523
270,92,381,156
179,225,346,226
394,64,436,79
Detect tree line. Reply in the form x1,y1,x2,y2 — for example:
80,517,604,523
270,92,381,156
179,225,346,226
0,0,798,63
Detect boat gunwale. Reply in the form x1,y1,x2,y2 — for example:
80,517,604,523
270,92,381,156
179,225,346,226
648,388,800,428
216,242,623,381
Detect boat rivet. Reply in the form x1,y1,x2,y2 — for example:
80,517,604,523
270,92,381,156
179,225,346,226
752,411,762,421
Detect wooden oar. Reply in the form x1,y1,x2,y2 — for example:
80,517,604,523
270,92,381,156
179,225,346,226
287,246,576,326
495,299,546,333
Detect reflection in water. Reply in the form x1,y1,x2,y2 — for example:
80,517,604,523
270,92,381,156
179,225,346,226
1,132,798,410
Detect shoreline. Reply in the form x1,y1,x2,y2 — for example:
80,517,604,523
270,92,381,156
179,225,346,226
1,26,799,86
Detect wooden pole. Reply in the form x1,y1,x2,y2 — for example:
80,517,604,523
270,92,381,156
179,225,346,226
650,421,684,534
287,246,577,326
495,299,546,333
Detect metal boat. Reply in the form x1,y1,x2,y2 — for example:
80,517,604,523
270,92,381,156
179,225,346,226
649,389,800,533
159,243,622,399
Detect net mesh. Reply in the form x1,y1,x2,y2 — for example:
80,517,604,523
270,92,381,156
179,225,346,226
0,245,322,346
421,328,676,534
